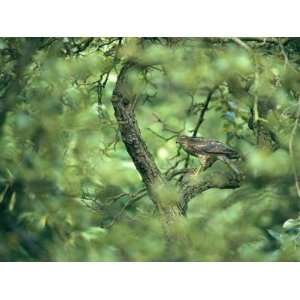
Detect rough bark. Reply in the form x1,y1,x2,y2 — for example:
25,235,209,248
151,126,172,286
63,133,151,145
112,63,163,189
111,62,183,228
180,164,242,213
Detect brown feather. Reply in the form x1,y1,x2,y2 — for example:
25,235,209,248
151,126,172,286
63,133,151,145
177,135,239,159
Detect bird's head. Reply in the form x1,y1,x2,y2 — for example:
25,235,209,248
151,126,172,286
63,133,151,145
176,135,190,146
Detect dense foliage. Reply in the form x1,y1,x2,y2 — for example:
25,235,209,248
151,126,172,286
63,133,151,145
1,37,300,261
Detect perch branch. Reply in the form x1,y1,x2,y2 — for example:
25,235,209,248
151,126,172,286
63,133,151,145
180,165,242,213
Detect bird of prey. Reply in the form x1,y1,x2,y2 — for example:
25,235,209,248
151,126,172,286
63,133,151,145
176,135,240,175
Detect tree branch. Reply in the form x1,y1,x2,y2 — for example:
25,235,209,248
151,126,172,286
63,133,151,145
231,38,252,52
180,163,242,213
191,86,218,137
111,62,164,190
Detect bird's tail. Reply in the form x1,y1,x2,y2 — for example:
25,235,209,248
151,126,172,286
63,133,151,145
217,155,240,175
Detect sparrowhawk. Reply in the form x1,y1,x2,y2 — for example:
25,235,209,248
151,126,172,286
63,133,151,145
176,135,240,175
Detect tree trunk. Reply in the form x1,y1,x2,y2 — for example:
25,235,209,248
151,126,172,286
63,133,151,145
111,62,184,240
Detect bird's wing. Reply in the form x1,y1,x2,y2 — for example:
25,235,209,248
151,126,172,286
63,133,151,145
195,139,239,158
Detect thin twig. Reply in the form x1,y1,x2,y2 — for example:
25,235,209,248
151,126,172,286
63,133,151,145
231,38,252,52
147,128,177,141
278,38,289,70
192,86,218,137
152,112,182,134
104,189,147,228
166,168,195,180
